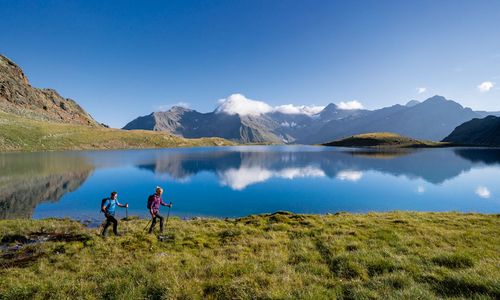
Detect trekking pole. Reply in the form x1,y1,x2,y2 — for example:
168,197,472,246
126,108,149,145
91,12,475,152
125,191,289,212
125,205,129,219
165,202,172,228
143,219,152,232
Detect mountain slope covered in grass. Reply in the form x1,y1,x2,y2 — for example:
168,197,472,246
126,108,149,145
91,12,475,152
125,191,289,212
0,111,234,152
323,132,447,148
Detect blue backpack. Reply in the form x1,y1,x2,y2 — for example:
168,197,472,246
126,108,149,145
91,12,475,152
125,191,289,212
100,198,108,213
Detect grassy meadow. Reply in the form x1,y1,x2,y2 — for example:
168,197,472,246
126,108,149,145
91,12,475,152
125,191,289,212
0,111,235,152
0,211,499,299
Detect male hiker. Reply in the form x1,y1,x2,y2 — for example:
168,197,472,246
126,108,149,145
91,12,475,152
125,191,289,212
101,191,128,237
147,186,172,234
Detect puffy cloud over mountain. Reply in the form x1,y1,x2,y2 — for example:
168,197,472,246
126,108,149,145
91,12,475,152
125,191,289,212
216,94,325,116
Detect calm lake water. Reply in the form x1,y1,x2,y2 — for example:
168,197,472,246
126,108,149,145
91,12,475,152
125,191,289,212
1,146,499,223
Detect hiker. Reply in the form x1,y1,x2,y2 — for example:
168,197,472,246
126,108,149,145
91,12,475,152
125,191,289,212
101,191,128,237
147,186,172,234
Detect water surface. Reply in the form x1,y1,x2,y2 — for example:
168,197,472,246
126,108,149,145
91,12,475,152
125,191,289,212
1,146,499,222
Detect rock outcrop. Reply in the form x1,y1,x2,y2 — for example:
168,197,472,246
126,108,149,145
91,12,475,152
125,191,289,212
0,54,99,126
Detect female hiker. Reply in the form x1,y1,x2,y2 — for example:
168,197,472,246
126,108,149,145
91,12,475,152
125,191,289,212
101,191,128,237
147,186,172,234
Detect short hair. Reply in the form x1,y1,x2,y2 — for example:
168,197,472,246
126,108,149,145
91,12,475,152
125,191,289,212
156,186,163,193
111,191,118,197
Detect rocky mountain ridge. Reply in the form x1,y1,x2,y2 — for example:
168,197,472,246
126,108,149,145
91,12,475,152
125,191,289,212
0,54,99,126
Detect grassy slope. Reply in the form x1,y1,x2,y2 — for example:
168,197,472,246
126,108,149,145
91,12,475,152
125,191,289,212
0,111,235,152
323,132,448,148
1,212,499,299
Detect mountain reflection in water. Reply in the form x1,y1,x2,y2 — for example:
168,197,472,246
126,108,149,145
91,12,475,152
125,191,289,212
1,146,499,219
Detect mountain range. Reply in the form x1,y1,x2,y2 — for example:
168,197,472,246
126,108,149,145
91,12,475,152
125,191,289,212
2,53,499,147
123,95,500,144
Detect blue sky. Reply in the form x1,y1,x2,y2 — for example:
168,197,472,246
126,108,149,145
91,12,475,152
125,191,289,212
1,0,500,127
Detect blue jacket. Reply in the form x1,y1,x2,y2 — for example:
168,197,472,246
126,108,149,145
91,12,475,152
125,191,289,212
103,198,123,216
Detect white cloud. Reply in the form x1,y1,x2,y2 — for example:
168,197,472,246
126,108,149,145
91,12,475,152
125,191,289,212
475,186,491,198
218,166,325,190
416,185,425,193
277,167,325,179
216,94,273,116
336,170,363,182
417,87,427,94
477,81,494,93
273,104,325,115
219,166,273,190
216,94,326,116
338,100,364,110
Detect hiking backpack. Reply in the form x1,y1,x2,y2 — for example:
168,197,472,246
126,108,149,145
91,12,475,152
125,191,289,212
146,195,154,209
100,198,109,213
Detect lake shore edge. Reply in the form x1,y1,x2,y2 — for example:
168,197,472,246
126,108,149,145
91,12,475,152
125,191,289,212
1,211,499,299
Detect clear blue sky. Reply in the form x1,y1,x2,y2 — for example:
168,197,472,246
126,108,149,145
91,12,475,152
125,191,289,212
1,0,500,127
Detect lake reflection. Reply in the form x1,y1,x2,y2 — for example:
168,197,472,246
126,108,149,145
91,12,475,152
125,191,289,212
0,146,499,220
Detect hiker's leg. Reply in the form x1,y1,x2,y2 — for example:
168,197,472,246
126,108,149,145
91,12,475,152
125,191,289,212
157,213,164,233
102,217,111,236
149,216,157,233
110,216,119,235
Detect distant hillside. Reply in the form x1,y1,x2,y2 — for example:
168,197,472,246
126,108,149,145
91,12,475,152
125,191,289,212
0,55,99,126
0,111,234,152
323,132,446,148
124,95,494,144
442,115,500,147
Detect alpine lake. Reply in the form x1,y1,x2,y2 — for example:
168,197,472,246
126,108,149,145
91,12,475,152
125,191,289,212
1,146,499,224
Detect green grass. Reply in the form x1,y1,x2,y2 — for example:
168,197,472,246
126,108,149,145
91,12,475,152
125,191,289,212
0,111,235,152
323,132,449,148
1,212,499,299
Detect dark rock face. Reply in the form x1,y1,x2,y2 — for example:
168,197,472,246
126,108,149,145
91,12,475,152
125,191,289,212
0,54,99,126
443,115,500,146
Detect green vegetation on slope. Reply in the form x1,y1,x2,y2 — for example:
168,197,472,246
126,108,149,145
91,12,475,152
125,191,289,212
323,132,448,148
1,212,499,299
0,111,235,152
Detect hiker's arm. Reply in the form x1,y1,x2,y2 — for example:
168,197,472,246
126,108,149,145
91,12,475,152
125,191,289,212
160,199,171,207
117,200,127,208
